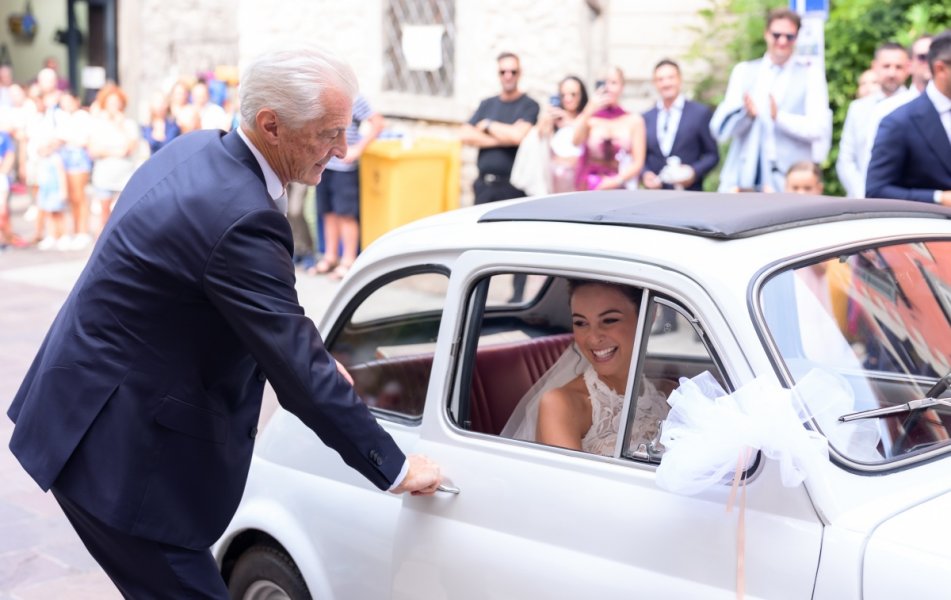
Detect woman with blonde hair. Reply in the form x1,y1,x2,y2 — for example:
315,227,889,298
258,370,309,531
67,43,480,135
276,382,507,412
88,84,141,234
572,66,646,190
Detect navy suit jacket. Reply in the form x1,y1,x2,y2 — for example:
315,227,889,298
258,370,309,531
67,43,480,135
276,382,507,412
643,100,719,191
7,130,405,550
865,92,951,202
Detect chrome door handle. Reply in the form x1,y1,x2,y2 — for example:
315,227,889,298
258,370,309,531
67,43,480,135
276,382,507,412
436,483,460,495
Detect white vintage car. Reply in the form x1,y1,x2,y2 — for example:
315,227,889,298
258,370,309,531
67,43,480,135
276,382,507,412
214,191,951,600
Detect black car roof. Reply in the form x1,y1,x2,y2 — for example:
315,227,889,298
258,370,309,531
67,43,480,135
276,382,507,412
478,190,951,239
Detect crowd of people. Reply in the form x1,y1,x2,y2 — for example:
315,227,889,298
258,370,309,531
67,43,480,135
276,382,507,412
2,12,950,262
0,59,237,252
463,9,951,212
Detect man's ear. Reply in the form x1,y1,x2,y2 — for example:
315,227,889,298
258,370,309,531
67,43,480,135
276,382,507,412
255,108,280,145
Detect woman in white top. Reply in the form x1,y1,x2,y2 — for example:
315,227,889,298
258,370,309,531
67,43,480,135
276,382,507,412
538,76,588,193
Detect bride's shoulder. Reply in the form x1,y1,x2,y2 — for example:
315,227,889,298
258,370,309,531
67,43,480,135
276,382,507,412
540,376,588,408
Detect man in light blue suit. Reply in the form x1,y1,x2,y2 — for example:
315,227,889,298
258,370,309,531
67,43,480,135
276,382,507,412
711,7,831,193
866,30,951,205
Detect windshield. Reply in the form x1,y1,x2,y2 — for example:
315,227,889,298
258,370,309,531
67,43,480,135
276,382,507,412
760,240,951,464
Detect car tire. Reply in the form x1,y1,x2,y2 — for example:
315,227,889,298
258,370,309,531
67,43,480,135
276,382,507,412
227,545,311,600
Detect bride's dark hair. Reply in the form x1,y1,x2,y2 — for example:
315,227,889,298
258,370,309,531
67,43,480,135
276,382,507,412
565,278,641,308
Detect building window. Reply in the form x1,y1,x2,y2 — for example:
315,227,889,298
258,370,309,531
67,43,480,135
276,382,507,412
382,0,455,97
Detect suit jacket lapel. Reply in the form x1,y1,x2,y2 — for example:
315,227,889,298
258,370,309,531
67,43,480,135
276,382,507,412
669,101,692,156
644,108,661,156
910,96,951,177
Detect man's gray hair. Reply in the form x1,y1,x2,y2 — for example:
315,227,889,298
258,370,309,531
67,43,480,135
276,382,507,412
239,47,358,131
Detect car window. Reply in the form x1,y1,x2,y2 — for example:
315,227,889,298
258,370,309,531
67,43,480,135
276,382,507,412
623,297,730,462
329,270,449,421
449,272,729,464
760,241,951,464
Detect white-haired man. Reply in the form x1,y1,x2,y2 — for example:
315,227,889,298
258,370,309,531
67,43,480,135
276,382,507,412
7,47,442,598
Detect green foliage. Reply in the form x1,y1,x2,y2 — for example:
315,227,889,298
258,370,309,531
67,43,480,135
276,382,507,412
689,0,951,195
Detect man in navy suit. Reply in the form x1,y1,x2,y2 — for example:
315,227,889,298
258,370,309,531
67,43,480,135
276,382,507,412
6,48,442,598
641,59,719,191
866,29,951,204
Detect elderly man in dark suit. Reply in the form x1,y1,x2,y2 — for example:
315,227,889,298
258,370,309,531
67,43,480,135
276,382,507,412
641,59,719,191
7,47,441,598
866,30,951,204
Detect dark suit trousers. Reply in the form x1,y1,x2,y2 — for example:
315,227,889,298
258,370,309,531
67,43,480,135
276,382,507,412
52,488,229,599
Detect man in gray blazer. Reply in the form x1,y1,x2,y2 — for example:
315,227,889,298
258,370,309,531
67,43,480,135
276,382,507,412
836,42,911,198
711,8,831,193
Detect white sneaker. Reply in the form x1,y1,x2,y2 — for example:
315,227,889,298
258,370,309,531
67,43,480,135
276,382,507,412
70,233,92,250
37,236,56,250
55,235,73,251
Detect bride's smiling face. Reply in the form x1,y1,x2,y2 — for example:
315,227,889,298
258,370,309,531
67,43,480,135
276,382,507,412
570,283,640,392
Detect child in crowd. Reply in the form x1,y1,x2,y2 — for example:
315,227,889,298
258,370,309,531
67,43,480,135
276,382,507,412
0,128,15,248
34,140,68,250
784,161,824,195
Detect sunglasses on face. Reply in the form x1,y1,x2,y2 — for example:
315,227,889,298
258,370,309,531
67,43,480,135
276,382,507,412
499,69,519,76
769,31,797,42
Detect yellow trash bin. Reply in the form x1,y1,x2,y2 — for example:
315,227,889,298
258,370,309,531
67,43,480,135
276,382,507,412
359,137,461,249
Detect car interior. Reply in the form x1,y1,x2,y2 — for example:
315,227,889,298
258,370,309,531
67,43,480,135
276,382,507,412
331,270,729,461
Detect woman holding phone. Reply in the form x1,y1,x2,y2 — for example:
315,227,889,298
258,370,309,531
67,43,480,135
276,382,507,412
572,66,645,191
537,76,588,193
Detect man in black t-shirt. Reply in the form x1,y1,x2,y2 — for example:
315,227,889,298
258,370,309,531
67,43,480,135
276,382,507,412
461,52,540,205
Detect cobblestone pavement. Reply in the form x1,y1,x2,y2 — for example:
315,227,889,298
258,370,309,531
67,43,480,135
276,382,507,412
0,192,340,598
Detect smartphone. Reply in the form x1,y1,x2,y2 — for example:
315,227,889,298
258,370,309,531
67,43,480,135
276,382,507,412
595,79,606,91
548,94,561,108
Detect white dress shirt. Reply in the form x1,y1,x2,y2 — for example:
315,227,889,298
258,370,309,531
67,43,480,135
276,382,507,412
656,95,685,157
236,126,287,214
925,81,951,203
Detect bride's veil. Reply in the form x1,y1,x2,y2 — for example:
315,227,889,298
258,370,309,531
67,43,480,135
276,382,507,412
500,342,590,441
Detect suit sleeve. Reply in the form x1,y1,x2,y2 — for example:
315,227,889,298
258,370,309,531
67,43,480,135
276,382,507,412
202,208,405,489
865,112,935,202
774,64,831,144
710,63,754,144
835,101,863,198
690,105,720,181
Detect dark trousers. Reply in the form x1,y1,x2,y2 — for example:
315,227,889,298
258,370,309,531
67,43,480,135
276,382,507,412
473,174,528,301
473,175,525,205
52,488,230,599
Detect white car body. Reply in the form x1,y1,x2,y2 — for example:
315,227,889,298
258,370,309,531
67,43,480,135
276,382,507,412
215,191,951,599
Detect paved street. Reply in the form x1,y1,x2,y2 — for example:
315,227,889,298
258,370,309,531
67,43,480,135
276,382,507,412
0,192,341,598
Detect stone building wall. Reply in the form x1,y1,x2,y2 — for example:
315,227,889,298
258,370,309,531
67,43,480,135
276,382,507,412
119,0,711,204
119,0,238,122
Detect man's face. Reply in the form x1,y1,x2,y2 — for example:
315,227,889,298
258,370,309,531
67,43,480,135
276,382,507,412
277,88,350,186
652,64,682,104
911,38,933,86
933,55,951,99
874,48,910,95
765,18,798,65
498,57,520,94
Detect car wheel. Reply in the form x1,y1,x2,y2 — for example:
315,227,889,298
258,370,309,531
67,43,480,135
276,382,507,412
227,545,311,600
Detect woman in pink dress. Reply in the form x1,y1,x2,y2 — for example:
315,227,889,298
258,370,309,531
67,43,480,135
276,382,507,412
572,66,646,191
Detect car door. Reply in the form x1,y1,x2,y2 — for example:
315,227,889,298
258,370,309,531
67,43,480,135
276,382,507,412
389,250,824,600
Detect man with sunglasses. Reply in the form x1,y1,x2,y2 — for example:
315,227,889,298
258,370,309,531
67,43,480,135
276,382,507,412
837,42,911,198
866,29,951,204
710,7,831,194
461,52,540,205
